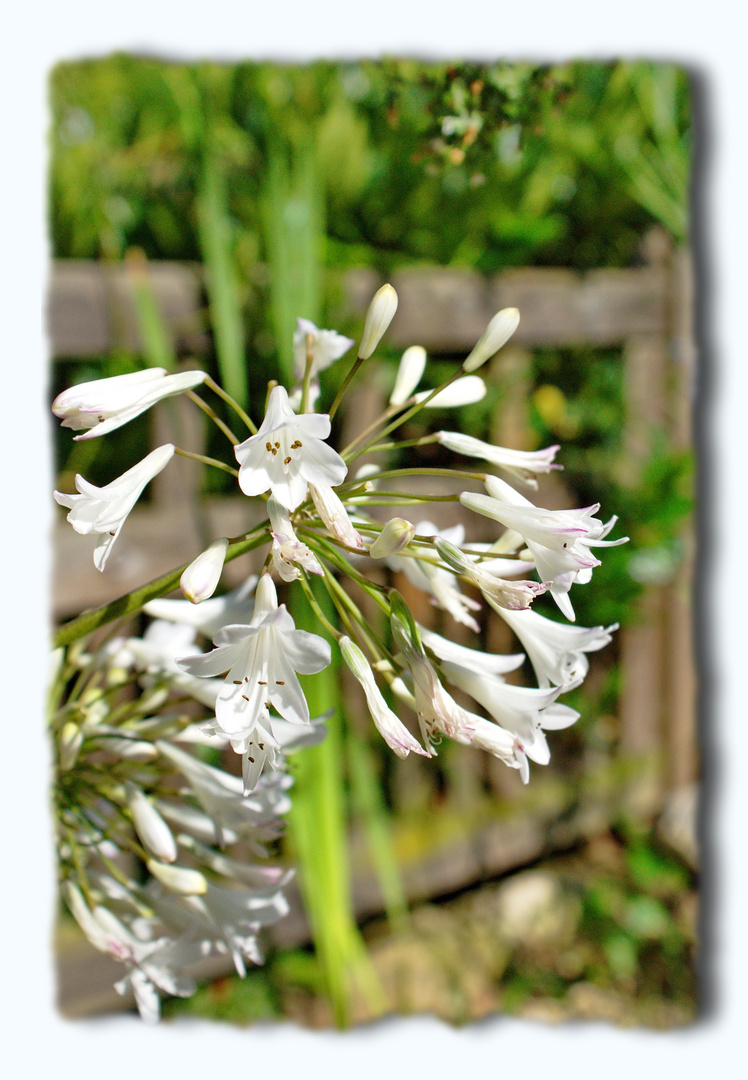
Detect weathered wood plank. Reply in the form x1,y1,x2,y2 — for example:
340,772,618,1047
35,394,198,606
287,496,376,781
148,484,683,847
48,259,671,360
48,260,210,358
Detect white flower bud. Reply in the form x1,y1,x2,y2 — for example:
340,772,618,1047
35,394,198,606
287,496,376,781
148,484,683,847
358,284,398,359
146,859,207,895
462,307,520,372
414,375,486,408
369,517,416,559
390,345,427,405
126,781,177,863
180,537,229,604
59,722,84,771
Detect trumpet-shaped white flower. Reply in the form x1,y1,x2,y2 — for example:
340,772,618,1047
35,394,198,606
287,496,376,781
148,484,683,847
439,655,579,766
268,497,324,581
340,636,430,758
448,713,532,783
390,346,427,406
386,521,481,631
418,624,525,677
492,604,619,692
438,431,561,488
180,538,229,603
461,475,628,620
52,368,207,440
308,481,366,550
292,318,355,381
434,536,550,610
234,385,347,510
54,444,175,570
176,575,331,793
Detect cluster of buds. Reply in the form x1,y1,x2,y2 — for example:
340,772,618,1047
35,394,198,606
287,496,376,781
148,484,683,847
52,282,626,1017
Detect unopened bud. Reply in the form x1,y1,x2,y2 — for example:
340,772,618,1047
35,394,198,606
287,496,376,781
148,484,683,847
369,517,416,559
358,284,398,359
126,781,177,863
462,307,520,372
434,536,470,573
146,859,207,895
390,345,427,405
180,537,229,604
59,722,84,771
414,375,486,408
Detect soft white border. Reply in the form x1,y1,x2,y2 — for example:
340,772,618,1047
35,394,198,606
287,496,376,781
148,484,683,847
9,3,743,1076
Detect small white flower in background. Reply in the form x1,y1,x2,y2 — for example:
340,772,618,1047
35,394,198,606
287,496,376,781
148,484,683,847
144,574,258,639
292,318,355,381
177,574,332,793
180,537,229,604
462,307,520,372
308,481,366,550
386,521,481,631
437,430,561,488
358,283,398,359
234,385,347,510
389,345,427,406
434,535,551,610
368,517,416,559
268,497,324,582
52,367,207,440
54,443,175,570
461,474,628,621
340,636,430,758
413,374,486,408
492,604,619,692
146,860,208,895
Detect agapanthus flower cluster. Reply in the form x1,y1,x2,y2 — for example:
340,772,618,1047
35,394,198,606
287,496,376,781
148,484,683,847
52,282,626,1017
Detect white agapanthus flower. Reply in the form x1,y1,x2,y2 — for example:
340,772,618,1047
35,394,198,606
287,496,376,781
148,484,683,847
492,603,619,692
234,385,347,510
292,318,355,381
437,430,561,488
176,574,332,792
389,345,427,406
52,367,207,440
461,475,628,620
180,537,229,603
413,375,486,408
54,443,175,570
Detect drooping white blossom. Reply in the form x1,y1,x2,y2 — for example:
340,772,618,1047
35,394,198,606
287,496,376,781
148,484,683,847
176,574,331,792
490,603,619,692
268,497,324,581
54,444,175,570
340,636,430,758
52,368,207,440
234,385,347,510
461,475,628,620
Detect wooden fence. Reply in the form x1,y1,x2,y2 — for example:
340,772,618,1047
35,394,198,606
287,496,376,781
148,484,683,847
49,230,697,1015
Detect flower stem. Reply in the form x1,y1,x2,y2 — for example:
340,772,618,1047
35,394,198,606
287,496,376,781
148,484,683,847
186,389,240,444
174,446,239,477
203,374,257,434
